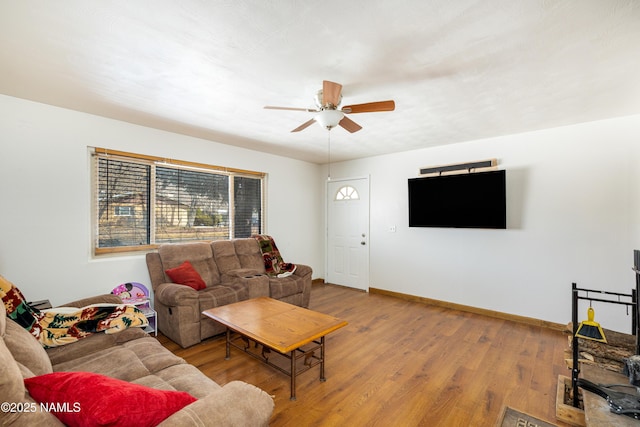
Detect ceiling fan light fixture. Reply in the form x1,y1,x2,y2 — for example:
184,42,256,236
315,109,344,130
266,80,394,133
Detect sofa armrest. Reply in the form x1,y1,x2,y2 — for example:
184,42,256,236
155,282,199,306
221,269,269,299
60,293,123,308
292,263,312,278
158,381,274,427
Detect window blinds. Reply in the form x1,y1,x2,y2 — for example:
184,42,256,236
93,148,264,254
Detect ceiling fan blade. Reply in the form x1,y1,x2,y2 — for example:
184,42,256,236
291,118,316,132
264,106,317,112
338,116,362,133
323,80,343,107
342,100,395,114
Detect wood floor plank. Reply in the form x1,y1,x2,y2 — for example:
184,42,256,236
157,283,573,426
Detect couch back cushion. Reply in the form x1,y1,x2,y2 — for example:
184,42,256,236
0,301,5,337
1,308,64,426
211,240,241,273
158,242,220,287
234,239,266,272
0,337,23,414
4,318,53,376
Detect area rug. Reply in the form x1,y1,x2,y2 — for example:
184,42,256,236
498,406,557,427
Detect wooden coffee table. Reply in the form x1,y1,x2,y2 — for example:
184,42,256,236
202,297,348,400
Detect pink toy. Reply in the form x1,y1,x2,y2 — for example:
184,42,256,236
111,282,149,305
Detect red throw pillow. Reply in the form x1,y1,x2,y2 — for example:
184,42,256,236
165,261,206,290
24,372,197,427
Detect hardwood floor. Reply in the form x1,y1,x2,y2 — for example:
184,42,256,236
158,284,573,426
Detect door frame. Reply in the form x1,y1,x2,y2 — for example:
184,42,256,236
325,175,371,291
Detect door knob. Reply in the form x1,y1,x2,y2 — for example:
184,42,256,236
361,241,366,245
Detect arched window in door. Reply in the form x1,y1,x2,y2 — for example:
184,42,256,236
335,185,359,201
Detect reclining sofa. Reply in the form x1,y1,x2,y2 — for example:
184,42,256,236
146,238,312,348
0,289,274,427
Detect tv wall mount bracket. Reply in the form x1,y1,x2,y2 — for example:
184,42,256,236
419,158,497,177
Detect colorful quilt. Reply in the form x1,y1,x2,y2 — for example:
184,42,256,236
37,304,148,348
252,235,297,278
1,275,148,348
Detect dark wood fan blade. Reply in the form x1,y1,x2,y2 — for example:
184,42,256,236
264,106,317,112
338,116,362,133
323,80,343,107
291,118,316,132
342,100,395,114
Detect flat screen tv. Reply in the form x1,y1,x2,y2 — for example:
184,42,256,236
408,170,506,229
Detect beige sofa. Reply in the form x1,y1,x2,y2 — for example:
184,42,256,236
146,238,312,348
0,293,274,426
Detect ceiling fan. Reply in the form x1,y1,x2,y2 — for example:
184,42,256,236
264,80,395,133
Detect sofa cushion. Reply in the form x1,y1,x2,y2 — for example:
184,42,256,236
0,300,5,336
4,318,53,376
46,327,149,366
211,240,242,273
132,364,223,399
24,371,197,427
158,242,220,286
53,346,152,382
2,308,62,426
165,261,207,290
233,238,266,272
120,337,189,374
52,337,187,382
198,284,248,314
0,326,25,417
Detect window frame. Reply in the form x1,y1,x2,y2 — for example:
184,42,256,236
91,147,266,256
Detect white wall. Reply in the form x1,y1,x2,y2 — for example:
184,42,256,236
0,95,323,305
3,93,639,332
324,114,640,332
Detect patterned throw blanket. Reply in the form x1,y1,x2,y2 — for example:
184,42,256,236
252,235,297,278
1,275,148,348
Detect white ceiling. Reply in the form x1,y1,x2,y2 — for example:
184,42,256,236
1,1,639,164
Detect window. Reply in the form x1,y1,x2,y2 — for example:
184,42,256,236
335,185,359,201
114,206,135,216
93,148,265,255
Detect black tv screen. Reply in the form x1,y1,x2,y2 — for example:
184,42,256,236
408,170,506,229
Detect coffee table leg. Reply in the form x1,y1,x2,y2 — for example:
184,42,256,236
290,350,297,401
225,328,231,360
320,335,326,382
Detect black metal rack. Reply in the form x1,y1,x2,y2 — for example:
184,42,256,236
570,251,640,408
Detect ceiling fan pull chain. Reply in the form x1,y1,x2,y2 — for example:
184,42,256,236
327,129,332,181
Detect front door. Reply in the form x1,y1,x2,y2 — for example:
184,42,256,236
327,177,370,291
